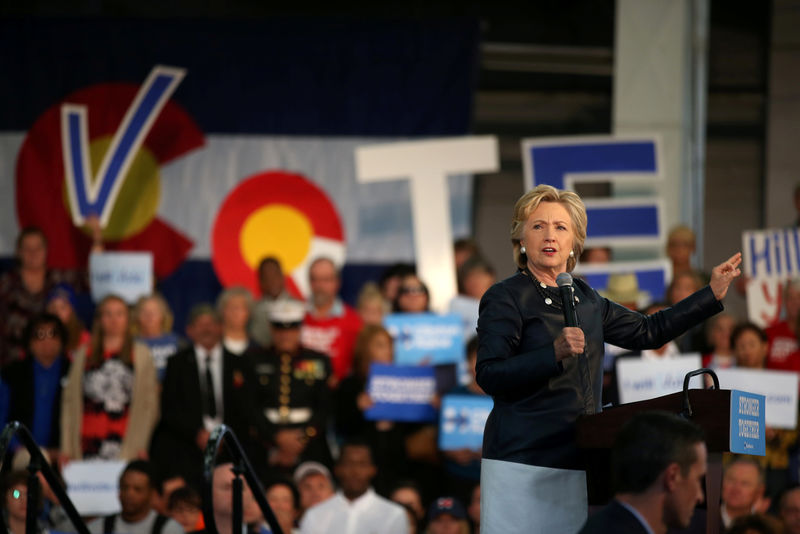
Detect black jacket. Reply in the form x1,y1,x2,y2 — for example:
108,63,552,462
1,355,70,448
150,345,262,485
476,272,722,470
578,501,650,534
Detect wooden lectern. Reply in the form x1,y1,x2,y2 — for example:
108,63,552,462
577,385,733,534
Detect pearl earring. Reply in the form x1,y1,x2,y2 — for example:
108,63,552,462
520,245,527,254
569,250,574,257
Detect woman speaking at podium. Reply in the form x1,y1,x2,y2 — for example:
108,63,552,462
476,185,741,533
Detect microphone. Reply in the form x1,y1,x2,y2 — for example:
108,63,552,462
556,272,579,327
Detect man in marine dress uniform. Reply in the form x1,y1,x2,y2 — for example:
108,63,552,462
249,299,333,478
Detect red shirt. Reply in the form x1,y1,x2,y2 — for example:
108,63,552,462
766,320,799,368
301,302,362,381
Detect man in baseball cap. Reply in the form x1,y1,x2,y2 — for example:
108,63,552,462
293,461,335,514
427,497,468,534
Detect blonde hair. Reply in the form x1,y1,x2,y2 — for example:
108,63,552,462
132,293,174,336
510,185,587,272
667,225,696,247
357,282,389,313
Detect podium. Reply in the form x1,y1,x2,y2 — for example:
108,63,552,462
577,388,732,534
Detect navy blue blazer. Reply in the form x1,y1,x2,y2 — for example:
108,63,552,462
476,272,722,470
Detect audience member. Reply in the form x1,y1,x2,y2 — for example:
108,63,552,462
666,271,709,353
732,325,797,499
60,294,159,460
151,304,261,488
9,448,71,532
393,274,431,314
780,486,800,534
578,411,706,534
334,325,409,495
249,299,333,475
217,287,256,356
579,246,612,264
0,314,70,452
133,293,182,382
293,462,335,516
154,473,187,515
722,457,769,529
87,460,183,534
453,239,480,272
598,273,648,311
0,227,86,365
702,313,737,369
3,471,38,534
726,513,783,534
265,479,300,534
425,497,469,534
467,484,480,534
166,486,204,533
442,337,484,503
208,463,258,534
766,278,800,370
378,264,416,307
449,257,495,340
250,257,295,348
45,284,89,358
299,440,408,534
390,481,426,533
355,282,387,327
300,257,362,382
666,225,706,282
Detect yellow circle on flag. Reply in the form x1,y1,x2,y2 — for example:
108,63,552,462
240,204,313,272
62,135,161,241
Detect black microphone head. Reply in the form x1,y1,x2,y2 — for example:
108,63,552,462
556,272,573,288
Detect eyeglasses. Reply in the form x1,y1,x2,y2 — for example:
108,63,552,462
34,328,57,340
400,286,425,296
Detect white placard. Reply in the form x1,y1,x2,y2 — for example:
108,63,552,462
63,460,125,515
617,354,702,404
89,252,153,304
716,368,799,429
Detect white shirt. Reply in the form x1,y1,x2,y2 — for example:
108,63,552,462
195,343,223,431
223,337,249,356
299,489,408,534
87,510,184,534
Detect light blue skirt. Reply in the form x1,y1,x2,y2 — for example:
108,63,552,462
480,458,588,534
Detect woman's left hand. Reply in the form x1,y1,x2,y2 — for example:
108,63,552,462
709,252,743,300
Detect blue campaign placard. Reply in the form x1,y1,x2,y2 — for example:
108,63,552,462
365,363,437,423
439,394,494,451
730,389,766,456
384,313,464,366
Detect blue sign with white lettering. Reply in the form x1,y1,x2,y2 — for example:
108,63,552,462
730,389,766,456
439,394,493,451
365,363,437,423
384,313,464,366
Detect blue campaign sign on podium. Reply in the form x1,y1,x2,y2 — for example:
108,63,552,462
522,136,663,247
730,389,766,456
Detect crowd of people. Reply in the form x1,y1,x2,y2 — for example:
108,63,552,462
1,218,800,534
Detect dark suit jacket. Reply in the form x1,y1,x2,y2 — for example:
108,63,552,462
579,501,650,534
150,345,262,486
1,355,70,448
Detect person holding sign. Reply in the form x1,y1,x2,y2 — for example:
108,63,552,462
476,184,742,533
